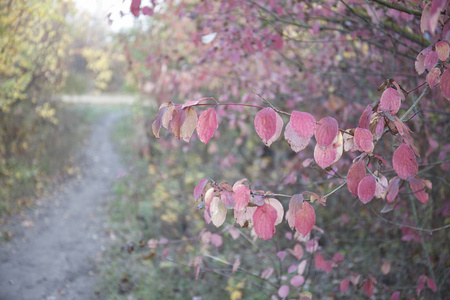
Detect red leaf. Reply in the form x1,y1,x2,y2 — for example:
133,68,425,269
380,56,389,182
408,177,429,203
170,106,183,139
358,175,376,204
424,51,438,69
254,107,283,147
416,275,426,295
440,68,450,100
130,0,141,17
197,108,218,144
315,117,338,147
379,88,402,115
194,178,209,201
253,203,277,240
314,132,343,169
284,122,310,152
340,278,349,293
436,41,450,61
393,143,418,179
362,279,374,297
314,253,333,273
354,128,374,153
390,291,400,300
427,278,437,292
294,202,315,237
287,194,304,229
290,111,316,138
233,185,250,211
427,68,441,88
387,177,401,203
347,160,366,196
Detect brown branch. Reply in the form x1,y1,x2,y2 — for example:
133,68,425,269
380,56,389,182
370,0,422,17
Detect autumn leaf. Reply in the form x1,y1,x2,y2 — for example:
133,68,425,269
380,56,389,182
347,160,366,196
287,194,304,229
357,175,376,203
408,177,429,203
315,117,338,147
294,202,315,237
440,68,450,100
436,41,450,61
196,108,218,144
254,107,283,147
290,111,316,138
253,202,277,240
180,107,198,142
233,184,250,211
354,128,374,153
284,122,310,152
393,143,418,179
379,88,402,115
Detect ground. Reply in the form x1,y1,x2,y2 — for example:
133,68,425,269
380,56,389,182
0,111,124,300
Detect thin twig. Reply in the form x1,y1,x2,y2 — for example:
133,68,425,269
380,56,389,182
400,86,430,121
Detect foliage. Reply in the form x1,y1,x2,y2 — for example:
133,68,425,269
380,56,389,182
112,0,450,299
0,0,80,220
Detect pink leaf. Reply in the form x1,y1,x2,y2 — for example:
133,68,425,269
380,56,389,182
142,6,153,16
295,202,316,237
287,243,304,260
181,98,210,109
340,278,349,293
354,128,374,153
379,87,402,115
375,175,388,199
278,285,289,298
408,177,429,203
363,279,374,297
387,177,401,203
228,226,240,240
210,233,223,247
297,260,307,275
315,117,339,147
287,194,304,229
253,203,278,240
162,102,175,129
424,51,439,70
417,275,426,295
333,253,344,263
314,142,337,169
194,178,209,201
197,108,218,144
358,175,376,204
429,0,447,34
170,107,183,139
277,251,287,260
233,184,250,211
314,253,333,274
347,160,366,196
234,206,256,227
440,68,450,100
152,106,166,138
436,41,450,61
254,107,283,147
391,291,400,300
261,268,274,279
420,4,430,33
290,275,305,287
393,143,418,179
415,52,426,75
427,68,441,88
359,105,373,129
290,111,316,138
284,122,310,152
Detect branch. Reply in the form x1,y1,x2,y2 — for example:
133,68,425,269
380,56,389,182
370,0,422,17
400,86,430,121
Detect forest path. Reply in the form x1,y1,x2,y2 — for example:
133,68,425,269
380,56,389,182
0,111,125,300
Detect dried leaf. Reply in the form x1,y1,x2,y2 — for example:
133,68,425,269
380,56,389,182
180,107,198,142
287,194,304,229
284,122,310,152
210,196,227,227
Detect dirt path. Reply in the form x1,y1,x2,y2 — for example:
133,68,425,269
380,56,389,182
0,112,124,300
